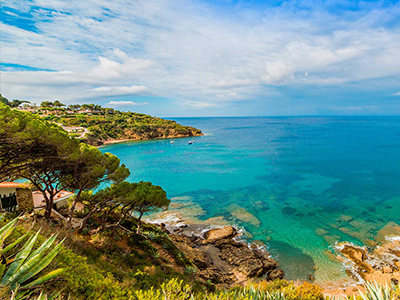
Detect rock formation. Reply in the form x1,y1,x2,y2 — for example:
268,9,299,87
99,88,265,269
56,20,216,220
170,226,284,285
336,222,400,285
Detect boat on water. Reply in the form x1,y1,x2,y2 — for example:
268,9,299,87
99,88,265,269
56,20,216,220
170,141,174,144
188,140,193,144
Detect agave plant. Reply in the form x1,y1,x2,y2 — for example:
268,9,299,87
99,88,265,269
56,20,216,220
0,214,64,294
358,281,399,300
10,288,63,300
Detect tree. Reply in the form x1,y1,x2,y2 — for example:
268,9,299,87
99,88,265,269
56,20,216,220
10,99,30,108
78,185,122,232
16,128,79,219
40,101,53,108
0,95,10,106
67,104,81,111
61,143,130,225
0,104,131,220
79,181,169,234
0,104,73,182
0,95,30,108
128,181,170,234
0,104,78,218
52,100,65,108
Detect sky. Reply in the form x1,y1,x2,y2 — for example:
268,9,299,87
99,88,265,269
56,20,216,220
1,0,400,117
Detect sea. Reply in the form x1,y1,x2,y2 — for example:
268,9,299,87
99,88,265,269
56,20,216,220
100,116,400,283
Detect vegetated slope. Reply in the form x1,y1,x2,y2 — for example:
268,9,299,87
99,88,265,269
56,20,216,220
8,217,206,300
8,217,326,300
46,108,203,145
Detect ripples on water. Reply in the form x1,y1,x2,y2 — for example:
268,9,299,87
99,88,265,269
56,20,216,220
100,117,400,282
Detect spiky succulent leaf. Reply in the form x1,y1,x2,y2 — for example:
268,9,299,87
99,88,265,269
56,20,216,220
1,230,40,286
1,232,30,255
22,268,64,289
16,239,64,285
0,217,18,247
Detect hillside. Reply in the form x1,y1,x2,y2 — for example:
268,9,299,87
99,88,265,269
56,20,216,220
4,97,203,145
50,109,203,146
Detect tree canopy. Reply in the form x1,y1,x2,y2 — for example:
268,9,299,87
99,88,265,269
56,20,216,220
0,94,30,108
80,181,169,233
0,103,129,219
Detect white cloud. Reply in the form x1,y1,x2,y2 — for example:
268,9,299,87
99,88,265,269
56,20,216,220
1,0,400,109
394,92,400,96
89,50,154,80
92,85,149,96
183,101,217,108
108,101,149,106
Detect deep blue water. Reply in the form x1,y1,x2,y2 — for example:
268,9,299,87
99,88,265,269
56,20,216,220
100,117,400,282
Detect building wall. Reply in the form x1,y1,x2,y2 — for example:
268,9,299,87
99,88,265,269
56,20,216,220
16,188,34,211
0,187,17,197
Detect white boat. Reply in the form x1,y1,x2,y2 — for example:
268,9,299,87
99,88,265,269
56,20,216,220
188,140,193,144
170,141,174,144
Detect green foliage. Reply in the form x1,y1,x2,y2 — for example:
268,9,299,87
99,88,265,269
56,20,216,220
34,101,202,143
0,95,30,108
0,215,63,297
358,282,400,300
79,181,169,233
0,103,129,219
53,247,130,300
132,278,289,300
126,181,170,233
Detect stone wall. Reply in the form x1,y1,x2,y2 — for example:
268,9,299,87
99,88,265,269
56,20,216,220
16,188,34,211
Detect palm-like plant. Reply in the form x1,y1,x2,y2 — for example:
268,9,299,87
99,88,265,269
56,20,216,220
0,215,64,296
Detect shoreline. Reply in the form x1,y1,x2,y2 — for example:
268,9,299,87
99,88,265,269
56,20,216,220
100,132,204,147
146,200,400,296
148,213,284,286
146,209,357,294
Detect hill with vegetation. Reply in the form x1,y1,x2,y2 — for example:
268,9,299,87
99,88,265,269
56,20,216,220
1,95,203,146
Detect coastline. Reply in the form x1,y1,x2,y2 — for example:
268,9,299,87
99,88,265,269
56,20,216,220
146,209,284,286
100,132,204,147
145,197,400,296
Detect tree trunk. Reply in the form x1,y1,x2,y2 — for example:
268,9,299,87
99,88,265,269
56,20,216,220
78,206,99,233
136,214,142,234
68,190,82,226
44,194,54,219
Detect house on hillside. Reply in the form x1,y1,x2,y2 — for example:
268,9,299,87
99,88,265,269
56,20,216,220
0,182,74,212
60,125,85,133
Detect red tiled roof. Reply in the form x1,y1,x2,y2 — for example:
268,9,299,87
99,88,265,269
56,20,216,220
0,182,29,188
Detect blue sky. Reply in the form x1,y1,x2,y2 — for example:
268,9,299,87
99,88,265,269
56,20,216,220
1,0,400,116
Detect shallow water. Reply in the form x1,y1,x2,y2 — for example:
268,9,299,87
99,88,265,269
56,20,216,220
100,117,400,282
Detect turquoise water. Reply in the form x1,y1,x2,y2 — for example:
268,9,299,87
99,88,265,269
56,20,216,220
100,117,400,282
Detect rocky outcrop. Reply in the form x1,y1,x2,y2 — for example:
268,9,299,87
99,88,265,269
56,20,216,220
202,226,237,244
336,231,400,285
170,226,284,286
218,240,277,277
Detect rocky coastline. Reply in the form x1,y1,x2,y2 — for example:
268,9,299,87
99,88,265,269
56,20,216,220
161,224,284,286
335,222,400,286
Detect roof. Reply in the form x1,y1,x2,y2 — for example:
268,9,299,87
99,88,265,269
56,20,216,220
33,190,74,208
0,182,29,188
